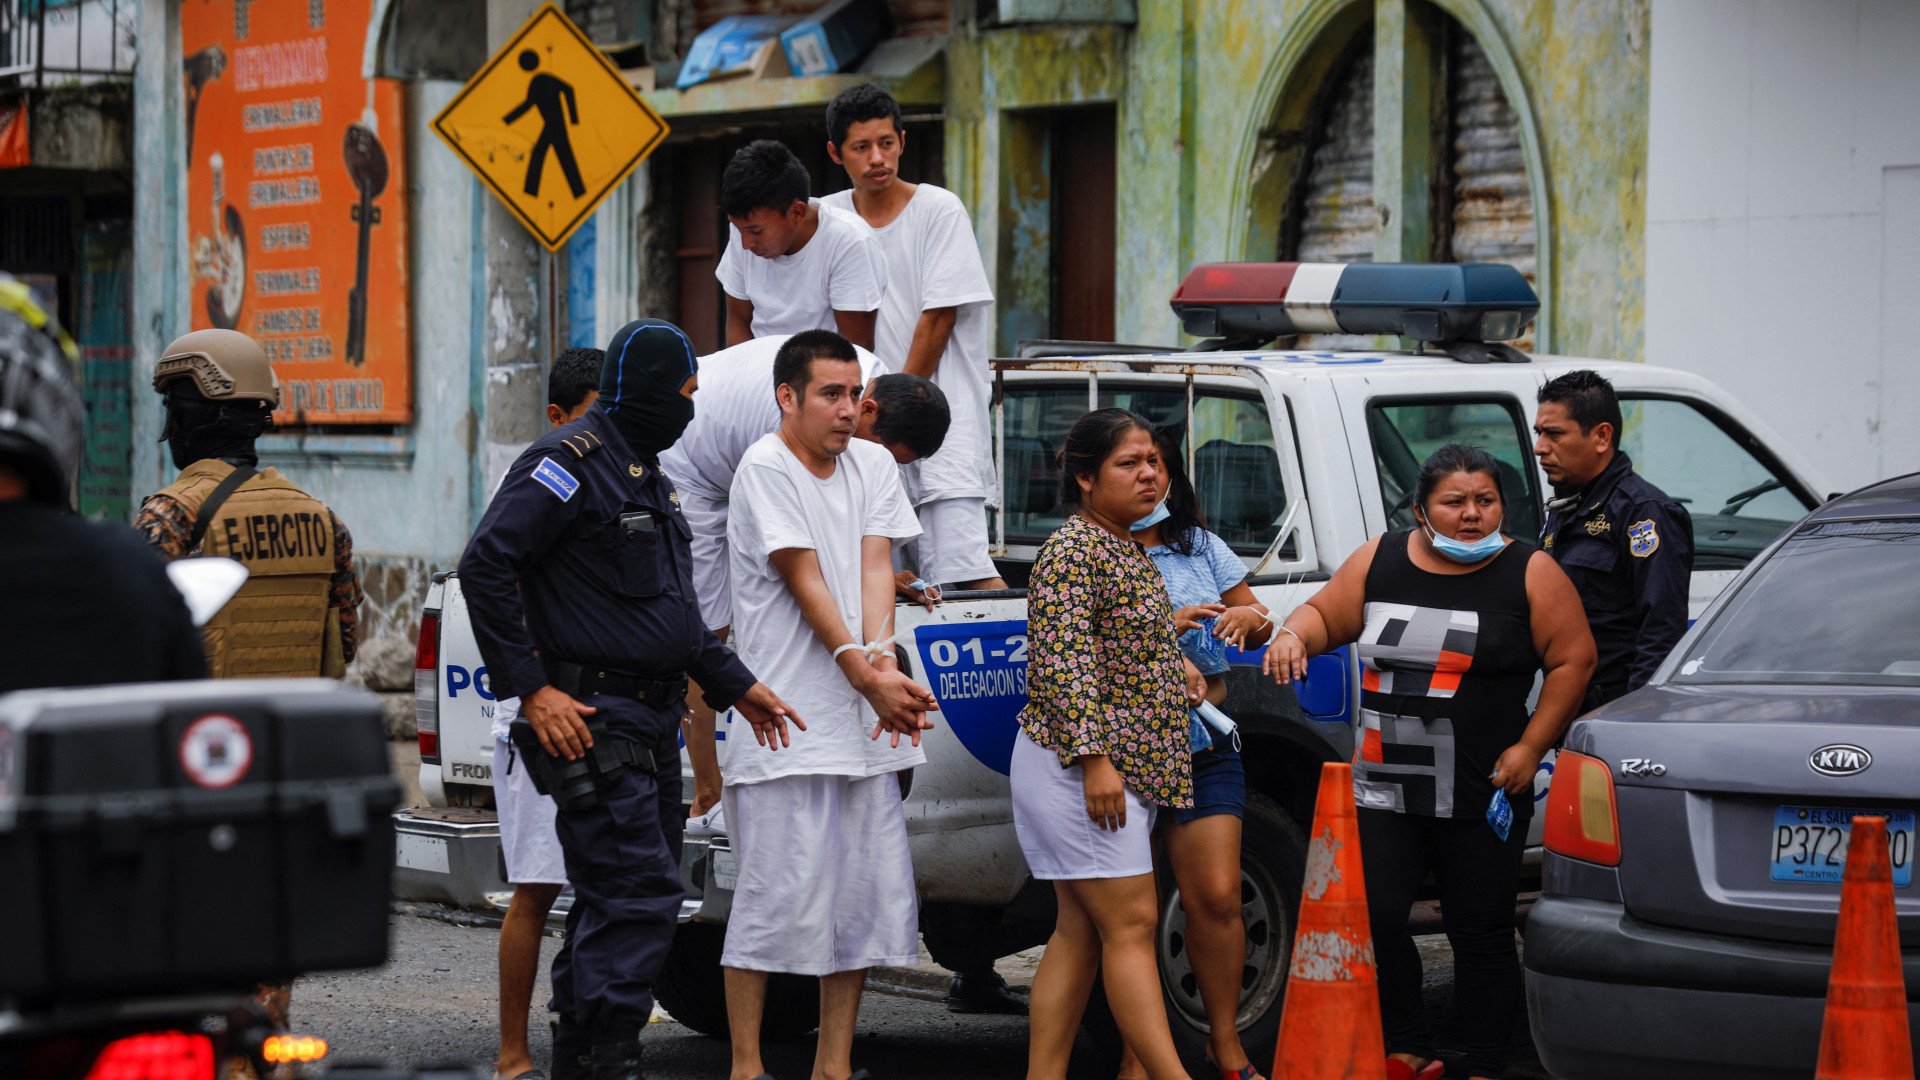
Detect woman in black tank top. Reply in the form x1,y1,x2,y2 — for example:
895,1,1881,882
1263,445,1596,1080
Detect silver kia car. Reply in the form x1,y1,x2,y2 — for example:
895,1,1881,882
1525,472,1920,1079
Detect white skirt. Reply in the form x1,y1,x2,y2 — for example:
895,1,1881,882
1010,729,1156,880
720,771,921,976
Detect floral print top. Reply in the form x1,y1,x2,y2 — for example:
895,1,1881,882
1018,513,1192,808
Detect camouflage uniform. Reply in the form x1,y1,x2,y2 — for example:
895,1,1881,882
135,491,363,666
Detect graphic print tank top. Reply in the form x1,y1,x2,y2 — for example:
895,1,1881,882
1353,530,1539,821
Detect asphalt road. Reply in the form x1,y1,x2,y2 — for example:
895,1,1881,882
295,913,1550,1079
296,914,1032,1079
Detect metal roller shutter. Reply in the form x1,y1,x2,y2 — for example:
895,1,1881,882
1288,45,1375,350
1295,46,1376,267
1447,29,1535,346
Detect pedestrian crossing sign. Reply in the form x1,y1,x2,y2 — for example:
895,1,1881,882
432,3,669,251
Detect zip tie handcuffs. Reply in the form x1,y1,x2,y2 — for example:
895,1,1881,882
832,611,900,662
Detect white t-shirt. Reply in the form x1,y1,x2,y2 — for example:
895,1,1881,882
820,184,995,504
659,335,885,503
715,200,887,338
725,434,924,785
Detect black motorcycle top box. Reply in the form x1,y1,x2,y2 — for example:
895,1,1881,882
0,679,399,1005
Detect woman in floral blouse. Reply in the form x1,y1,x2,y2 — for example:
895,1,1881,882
1012,408,1197,1080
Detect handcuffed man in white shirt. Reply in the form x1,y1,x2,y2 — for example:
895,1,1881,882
719,331,939,1080
657,333,949,823
717,139,887,351
822,84,1007,596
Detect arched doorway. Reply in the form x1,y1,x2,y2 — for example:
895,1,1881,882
1236,0,1549,349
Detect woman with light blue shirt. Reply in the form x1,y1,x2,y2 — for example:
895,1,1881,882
1115,429,1275,1080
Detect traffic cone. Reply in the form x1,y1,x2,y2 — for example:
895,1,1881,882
1815,815,1914,1080
1273,762,1386,1080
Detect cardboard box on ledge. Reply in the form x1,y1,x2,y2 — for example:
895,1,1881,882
705,36,792,83
677,15,798,89
780,0,894,78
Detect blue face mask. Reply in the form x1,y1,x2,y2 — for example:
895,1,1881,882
1131,498,1171,532
1423,520,1506,563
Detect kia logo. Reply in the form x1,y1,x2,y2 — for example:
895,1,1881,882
1809,744,1873,777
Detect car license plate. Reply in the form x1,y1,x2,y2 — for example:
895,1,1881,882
1770,806,1914,886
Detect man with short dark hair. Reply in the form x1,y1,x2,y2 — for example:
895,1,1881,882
1534,369,1693,709
489,346,600,1080
721,331,936,1080
822,83,1007,595
717,139,885,350
659,330,948,819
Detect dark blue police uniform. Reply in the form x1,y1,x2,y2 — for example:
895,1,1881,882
459,400,755,1038
1540,450,1693,708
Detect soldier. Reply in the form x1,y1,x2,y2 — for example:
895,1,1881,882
134,328,363,1063
136,328,363,679
459,318,800,1080
1534,369,1694,710
0,276,207,692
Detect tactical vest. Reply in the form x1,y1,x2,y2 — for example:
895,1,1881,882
153,459,340,678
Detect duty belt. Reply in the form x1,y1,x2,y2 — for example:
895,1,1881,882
547,660,688,711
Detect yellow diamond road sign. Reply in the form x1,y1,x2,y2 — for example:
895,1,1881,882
433,4,668,251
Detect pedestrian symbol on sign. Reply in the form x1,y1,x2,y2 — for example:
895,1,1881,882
503,49,586,200
430,3,670,251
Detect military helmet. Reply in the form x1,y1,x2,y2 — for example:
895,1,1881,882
0,276,83,506
153,328,280,408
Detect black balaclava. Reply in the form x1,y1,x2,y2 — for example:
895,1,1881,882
599,318,698,462
160,386,271,470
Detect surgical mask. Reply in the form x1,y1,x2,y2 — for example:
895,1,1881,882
1131,498,1171,531
1423,521,1506,563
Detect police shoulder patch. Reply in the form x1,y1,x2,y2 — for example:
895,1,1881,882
1627,519,1660,558
531,457,581,502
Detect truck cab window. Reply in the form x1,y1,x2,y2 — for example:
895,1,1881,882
1617,397,1814,568
998,381,1291,557
1367,398,1542,542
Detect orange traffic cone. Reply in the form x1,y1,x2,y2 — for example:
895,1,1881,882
1273,762,1386,1080
1815,815,1914,1080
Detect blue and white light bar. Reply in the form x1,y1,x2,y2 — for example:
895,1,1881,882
1169,262,1539,345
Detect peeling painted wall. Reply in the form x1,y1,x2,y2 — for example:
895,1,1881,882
945,0,1651,362
131,68,486,692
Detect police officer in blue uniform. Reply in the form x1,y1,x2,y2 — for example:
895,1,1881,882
460,319,801,1080
1534,369,1694,711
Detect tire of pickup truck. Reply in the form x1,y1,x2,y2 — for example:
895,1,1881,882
1077,790,1306,1074
653,922,820,1039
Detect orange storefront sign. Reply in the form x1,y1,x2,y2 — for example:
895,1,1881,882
180,0,412,425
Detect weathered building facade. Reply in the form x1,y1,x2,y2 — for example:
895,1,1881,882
112,0,1915,710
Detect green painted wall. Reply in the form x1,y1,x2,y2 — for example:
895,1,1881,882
947,0,1650,360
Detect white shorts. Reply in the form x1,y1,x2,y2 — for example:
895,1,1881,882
678,486,731,631
1010,729,1156,880
720,772,920,976
903,496,998,588
492,739,567,885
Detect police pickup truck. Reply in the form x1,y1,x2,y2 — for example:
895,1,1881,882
398,262,1832,1068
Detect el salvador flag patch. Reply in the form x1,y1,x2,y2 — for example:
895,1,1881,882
532,457,580,502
